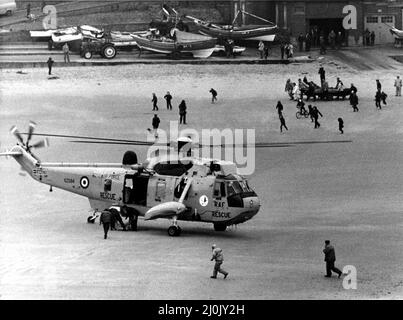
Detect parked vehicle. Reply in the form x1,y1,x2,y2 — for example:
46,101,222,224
80,37,117,59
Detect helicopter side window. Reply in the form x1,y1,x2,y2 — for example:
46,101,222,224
213,181,226,198
104,179,112,192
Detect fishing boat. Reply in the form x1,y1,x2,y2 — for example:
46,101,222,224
185,10,278,42
134,29,217,58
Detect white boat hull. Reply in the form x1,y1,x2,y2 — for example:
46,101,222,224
186,47,215,58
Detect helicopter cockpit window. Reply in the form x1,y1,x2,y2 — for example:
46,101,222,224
104,179,112,192
226,180,243,197
239,179,252,192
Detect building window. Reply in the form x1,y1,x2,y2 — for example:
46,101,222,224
366,16,378,23
381,16,393,23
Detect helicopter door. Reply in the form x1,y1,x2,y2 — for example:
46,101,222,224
123,174,149,206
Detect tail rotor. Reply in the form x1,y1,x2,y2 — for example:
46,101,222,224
9,121,49,158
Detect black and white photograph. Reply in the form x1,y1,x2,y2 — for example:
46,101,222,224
0,0,402,308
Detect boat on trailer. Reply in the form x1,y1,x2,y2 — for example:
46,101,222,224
134,29,217,58
185,10,278,42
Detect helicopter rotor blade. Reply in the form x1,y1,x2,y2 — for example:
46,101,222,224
31,138,49,149
26,121,37,145
10,125,24,145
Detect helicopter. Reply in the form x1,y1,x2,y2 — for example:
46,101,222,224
0,121,261,236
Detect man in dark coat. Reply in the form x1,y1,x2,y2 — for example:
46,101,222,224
151,114,160,138
370,31,375,46
209,88,218,103
323,240,342,278
318,66,326,85
312,106,323,128
275,101,284,116
375,90,382,109
164,91,173,110
297,33,305,52
100,209,112,239
280,43,285,60
279,114,288,133
376,79,382,92
46,57,54,75
338,118,344,134
152,93,158,111
349,91,359,112
179,100,187,124
110,208,126,231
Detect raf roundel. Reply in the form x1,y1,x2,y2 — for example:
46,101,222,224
199,195,209,207
80,176,89,189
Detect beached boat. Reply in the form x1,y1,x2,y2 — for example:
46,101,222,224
134,30,217,58
389,27,403,39
185,10,278,42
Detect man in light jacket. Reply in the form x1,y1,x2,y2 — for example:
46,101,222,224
210,244,229,279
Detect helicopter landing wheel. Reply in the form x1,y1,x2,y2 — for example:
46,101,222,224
168,225,181,237
213,223,227,232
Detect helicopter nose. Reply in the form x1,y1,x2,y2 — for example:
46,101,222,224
242,196,261,217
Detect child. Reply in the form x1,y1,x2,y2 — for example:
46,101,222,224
338,118,344,134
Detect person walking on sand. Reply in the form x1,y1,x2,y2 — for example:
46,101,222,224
151,114,160,138
323,240,342,278
275,101,284,117
312,106,323,128
209,88,218,103
164,91,173,110
376,79,382,92
178,100,187,124
375,90,382,109
338,118,344,134
100,209,112,239
394,76,402,96
349,90,359,112
62,43,70,63
46,57,54,75
152,93,158,111
210,244,228,279
279,114,288,133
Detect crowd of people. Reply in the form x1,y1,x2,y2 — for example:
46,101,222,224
279,66,401,134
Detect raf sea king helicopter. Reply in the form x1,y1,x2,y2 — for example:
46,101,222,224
0,121,260,236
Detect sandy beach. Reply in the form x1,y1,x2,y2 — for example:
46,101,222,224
1,54,403,299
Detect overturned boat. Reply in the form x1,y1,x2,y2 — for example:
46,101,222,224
134,29,217,58
185,10,278,42
30,25,141,49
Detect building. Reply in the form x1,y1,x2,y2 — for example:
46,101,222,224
230,0,403,45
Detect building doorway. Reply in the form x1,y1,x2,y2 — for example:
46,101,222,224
309,18,345,46
364,15,395,45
